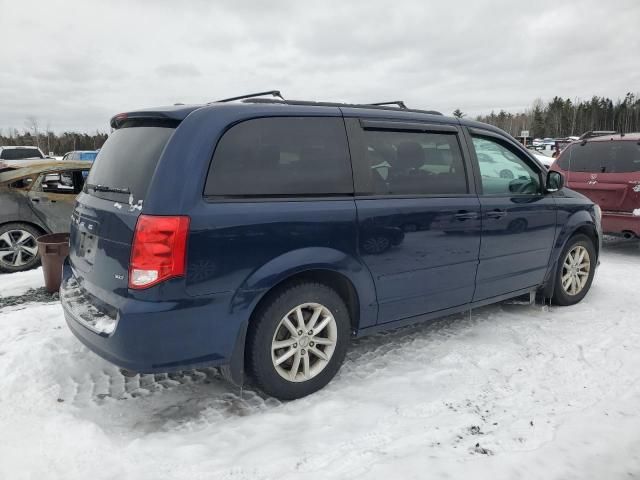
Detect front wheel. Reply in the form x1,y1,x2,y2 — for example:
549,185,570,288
552,234,596,306
246,282,350,400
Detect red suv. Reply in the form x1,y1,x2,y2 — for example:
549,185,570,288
552,133,640,238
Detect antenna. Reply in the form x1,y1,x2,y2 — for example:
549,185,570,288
210,90,284,104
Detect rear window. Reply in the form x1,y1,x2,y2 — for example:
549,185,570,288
204,117,352,197
558,141,640,173
79,152,98,161
0,148,43,160
85,126,174,200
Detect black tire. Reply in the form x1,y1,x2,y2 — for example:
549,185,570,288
246,282,350,400
552,234,596,306
507,218,528,234
0,223,42,273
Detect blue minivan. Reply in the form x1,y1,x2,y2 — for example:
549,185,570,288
61,93,602,399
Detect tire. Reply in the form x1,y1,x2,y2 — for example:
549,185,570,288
552,234,596,306
246,282,350,400
507,218,528,234
0,223,42,273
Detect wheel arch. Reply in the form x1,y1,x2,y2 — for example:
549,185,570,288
247,268,362,334
540,216,600,298
220,248,378,386
0,219,48,235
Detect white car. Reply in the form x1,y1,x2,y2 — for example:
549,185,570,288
532,152,554,168
475,145,529,179
0,146,52,171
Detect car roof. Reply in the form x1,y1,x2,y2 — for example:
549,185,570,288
111,99,510,137
111,100,445,126
0,146,42,150
583,132,640,142
0,161,91,183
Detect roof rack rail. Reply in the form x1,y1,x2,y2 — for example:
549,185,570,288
241,98,443,116
368,101,407,109
578,130,617,140
210,90,284,104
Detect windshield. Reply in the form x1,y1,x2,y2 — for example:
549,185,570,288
85,126,175,201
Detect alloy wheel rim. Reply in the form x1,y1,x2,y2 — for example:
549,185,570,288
363,236,390,254
271,302,338,382
561,245,591,296
0,230,38,267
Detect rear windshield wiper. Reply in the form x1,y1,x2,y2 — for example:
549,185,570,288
86,183,131,194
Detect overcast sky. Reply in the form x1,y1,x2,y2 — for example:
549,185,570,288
1,0,638,132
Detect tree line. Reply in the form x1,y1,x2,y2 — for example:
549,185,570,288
3,93,639,155
0,117,108,155
473,92,640,139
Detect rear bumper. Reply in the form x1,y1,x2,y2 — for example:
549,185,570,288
602,211,640,237
61,262,240,374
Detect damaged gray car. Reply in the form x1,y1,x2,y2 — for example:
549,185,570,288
0,161,91,273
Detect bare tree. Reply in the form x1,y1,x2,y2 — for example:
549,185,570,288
25,116,40,149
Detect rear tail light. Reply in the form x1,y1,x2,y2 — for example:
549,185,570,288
129,215,190,289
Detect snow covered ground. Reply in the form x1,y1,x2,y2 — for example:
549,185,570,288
0,267,43,298
1,239,639,480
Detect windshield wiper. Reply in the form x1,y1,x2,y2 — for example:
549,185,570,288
86,183,131,194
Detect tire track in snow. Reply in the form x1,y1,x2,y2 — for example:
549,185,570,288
61,367,223,405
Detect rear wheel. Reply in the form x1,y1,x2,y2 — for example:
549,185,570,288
0,223,41,273
246,282,350,400
552,234,596,306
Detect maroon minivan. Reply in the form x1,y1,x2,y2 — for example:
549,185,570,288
552,133,640,238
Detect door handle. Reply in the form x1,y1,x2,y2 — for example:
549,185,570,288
486,209,507,219
454,211,478,221
30,197,40,203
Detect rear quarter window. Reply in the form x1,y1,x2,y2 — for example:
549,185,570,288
204,117,352,197
8,177,35,189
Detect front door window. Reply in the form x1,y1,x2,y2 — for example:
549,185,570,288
472,137,541,195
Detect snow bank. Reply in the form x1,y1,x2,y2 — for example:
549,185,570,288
1,240,640,479
0,267,43,297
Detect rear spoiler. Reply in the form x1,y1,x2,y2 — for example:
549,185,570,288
110,112,183,129
110,104,202,129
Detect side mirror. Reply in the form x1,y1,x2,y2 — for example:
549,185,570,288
546,170,565,193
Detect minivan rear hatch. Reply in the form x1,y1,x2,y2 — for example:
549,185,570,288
69,117,178,297
560,140,640,212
